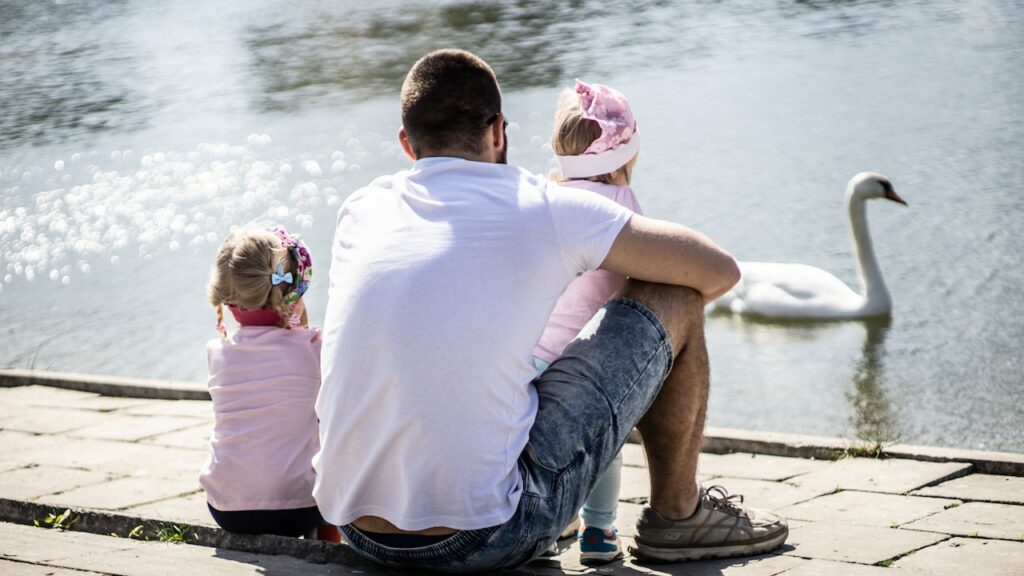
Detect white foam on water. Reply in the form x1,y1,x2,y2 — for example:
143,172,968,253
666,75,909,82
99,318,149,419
54,160,64,171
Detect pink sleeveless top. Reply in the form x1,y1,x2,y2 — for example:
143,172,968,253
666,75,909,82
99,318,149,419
533,180,643,363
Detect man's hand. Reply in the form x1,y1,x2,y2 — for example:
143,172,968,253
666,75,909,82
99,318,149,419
600,215,741,303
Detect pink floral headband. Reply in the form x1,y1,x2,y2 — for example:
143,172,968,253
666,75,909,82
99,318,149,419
555,79,640,179
270,226,313,306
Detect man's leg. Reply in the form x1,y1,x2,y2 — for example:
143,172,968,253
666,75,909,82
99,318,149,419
620,280,788,562
619,280,708,520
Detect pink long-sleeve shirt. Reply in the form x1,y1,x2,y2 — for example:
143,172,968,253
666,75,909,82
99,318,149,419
200,326,321,511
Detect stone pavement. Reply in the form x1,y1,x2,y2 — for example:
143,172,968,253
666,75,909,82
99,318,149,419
1,381,1023,575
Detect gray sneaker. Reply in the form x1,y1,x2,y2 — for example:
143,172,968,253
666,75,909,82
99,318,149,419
631,485,788,563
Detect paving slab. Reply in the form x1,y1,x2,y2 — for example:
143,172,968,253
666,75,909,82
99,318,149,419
91,443,206,481
0,466,113,501
1,409,111,435
620,464,652,503
0,558,105,575
893,536,1024,575
786,458,970,495
143,422,211,451
704,478,823,511
781,490,958,527
538,535,802,576
24,437,159,470
783,520,948,564
900,501,1024,540
38,476,200,511
125,491,216,527
621,442,646,468
913,473,1024,504
0,402,25,420
698,452,826,481
120,399,213,418
0,520,143,565
614,501,644,537
0,386,99,408
0,522,361,576
63,395,160,412
0,431,65,472
70,414,205,442
779,558,929,575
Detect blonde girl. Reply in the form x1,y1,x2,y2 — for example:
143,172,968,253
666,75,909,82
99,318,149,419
200,225,337,541
533,80,643,565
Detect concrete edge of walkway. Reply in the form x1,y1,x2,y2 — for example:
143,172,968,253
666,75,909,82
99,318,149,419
0,368,210,401
699,427,1024,477
4,368,1023,476
0,497,374,569
0,498,550,576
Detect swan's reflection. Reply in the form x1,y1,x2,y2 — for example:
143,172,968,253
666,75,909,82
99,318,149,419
846,316,899,444
706,312,900,443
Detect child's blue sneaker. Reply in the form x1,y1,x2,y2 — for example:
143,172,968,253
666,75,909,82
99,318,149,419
579,526,623,565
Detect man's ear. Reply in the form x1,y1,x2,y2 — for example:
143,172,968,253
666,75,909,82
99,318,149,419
398,127,417,161
490,113,505,152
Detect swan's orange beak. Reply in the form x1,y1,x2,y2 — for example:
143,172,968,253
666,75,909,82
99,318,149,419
885,190,908,206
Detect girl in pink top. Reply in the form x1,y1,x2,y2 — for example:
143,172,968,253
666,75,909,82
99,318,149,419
200,225,337,541
533,80,643,565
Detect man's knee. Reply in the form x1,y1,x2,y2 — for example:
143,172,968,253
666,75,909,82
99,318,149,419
618,280,704,352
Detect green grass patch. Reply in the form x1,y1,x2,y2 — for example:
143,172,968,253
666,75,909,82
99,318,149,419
35,508,79,531
123,522,195,543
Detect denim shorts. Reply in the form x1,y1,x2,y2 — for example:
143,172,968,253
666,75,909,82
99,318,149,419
339,297,673,572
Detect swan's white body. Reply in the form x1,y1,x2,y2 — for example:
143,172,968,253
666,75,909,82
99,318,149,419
710,173,905,320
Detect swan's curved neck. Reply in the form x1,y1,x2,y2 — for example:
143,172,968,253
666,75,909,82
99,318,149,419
848,193,891,312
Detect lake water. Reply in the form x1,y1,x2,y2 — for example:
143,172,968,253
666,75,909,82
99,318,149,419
2,0,1022,452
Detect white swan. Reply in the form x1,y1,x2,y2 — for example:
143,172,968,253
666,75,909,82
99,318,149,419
711,172,906,319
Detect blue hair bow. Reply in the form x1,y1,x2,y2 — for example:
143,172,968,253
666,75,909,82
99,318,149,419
271,263,293,286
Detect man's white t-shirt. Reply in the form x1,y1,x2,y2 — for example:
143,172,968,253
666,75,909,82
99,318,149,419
314,157,633,530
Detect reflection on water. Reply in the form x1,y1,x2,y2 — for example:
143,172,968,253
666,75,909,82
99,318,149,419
846,316,898,444
2,0,1023,452
0,0,146,149
0,0,951,149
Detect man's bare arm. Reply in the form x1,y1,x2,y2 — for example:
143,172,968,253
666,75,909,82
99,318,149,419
600,215,741,303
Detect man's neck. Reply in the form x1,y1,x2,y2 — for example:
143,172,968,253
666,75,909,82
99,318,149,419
416,149,493,163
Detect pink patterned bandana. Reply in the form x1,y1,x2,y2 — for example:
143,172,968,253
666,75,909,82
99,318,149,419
228,305,283,327
556,79,640,178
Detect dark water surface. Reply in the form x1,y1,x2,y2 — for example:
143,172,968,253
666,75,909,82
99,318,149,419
2,0,1022,451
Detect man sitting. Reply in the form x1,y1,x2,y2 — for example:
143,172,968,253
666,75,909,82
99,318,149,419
313,48,788,572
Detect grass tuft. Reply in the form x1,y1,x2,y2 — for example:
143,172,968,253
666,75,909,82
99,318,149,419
123,522,195,543
35,509,79,531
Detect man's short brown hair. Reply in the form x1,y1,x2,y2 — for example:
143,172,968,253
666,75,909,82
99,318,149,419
401,49,502,157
